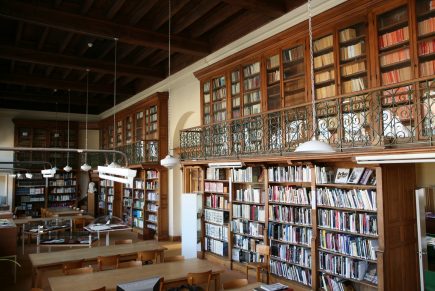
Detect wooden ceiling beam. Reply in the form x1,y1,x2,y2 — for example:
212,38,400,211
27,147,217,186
37,27,50,50
190,5,242,38
129,0,158,25
80,0,94,15
0,45,164,80
0,73,134,96
172,0,220,34
0,90,101,106
221,0,286,18
0,0,209,56
152,0,190,31
106,0,126,19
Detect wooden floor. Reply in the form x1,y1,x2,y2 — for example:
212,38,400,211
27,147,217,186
1,230,257,291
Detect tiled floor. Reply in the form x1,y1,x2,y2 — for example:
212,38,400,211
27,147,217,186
1,230,256,291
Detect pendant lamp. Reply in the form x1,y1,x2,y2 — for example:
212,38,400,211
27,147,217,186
64,89,72,172
81,69,92,172
160,0,180,169
294,0,335,154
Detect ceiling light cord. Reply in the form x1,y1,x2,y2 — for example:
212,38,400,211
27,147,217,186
66,89,70,163
85,69,89,164
168,0,171,79
113,38,118,163
308,0,317,137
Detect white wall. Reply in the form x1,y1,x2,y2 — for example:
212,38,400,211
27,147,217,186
0,114,16,208
416,164,435,187
78,129,100,199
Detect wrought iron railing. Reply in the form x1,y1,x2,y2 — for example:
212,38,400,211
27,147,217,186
115,140,159,165
180,77,435,160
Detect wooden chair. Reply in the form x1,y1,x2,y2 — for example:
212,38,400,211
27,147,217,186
89,287,106,291
114,239,133,245
163,255,185,262
118,260,143,269
65,266,94,275
62,259,84,274
222,278,249,290
187,270,212,291
136,250,157,265
73,216,86,231
246,244,270,283
97,255,119,271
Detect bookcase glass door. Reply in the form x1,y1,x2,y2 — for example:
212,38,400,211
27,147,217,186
212,75,227,123
135,111,144,142
266,53,281,110
231,69,241,119
124,115,132,145
243,61,262,116
282,44,306,107
313,34,336,99
203,81,211,125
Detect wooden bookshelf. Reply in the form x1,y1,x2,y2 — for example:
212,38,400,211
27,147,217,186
417,0,435,77
313,34,336,99
132,176,145,233
243,61,262,116
99,179,115,216
122,185,133,225
231,69,242,119
14,173,46,217
47,171,78,208
266,53,281,110
282,43,306,107
124,114,133,145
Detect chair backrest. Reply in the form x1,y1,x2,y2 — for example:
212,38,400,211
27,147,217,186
89,287,106,291
65,266,94,275
62,259,84,274
97,255,119,271
118,260,143,269
136,250,157,264
163,255,185,262
222,278,249,290
187,270,212,291
114,239,133,245
256,244,270,259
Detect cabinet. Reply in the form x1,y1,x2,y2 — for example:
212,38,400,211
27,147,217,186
98,179,114,216
187,158,417,291
47,171,78,208
14,173,46,217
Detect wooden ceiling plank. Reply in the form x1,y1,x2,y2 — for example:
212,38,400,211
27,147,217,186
15,22,23,43
172,0,221,34
152,0,189,30
0,0,209,56
129,0,158,25
106,0,126,19
147,50,170,67
0,91,101,106
190,5,242,38
221,0,286,18
37,27,50,50
0,45,164,80
93,73,106,83
59,32,74,53
0,73,134,95
80,0,94,15
133,48,155,65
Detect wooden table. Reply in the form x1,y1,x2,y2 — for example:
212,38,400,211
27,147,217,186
47,207,82,216
48,258,226,291
29,240,167,287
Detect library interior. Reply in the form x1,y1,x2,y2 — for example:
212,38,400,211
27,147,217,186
1,0,435,290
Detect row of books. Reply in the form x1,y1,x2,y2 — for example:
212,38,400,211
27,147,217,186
146,123,157,132
318,209,378,236
316,83,336,99
233,234,262,252
270,241,312,268
244,62,261,77
146,223,157,231
213,76,226,88
381,66,411,85
205,194,229,210
419,39,435,56
231,220,264,238
282,46,304,63
267,70,280,84
269,205,311,225
107,196,114,203
314,35,334,52
147,192,159,201
100,179,114,187
123,189,132,197
232,204,265,221
268,186,311,205
418,16,435,36
340,41,364,61
123,199,132,207
268,223,313,246
319,230,378,260
339,28,357,43
101,187,114,195
204,208,228,225
21,196,45,202
316,188,377,211
134,190,144,200
244,104,261,116
146,181,158,190
212,100,226,112
380,48,410,67
315,69,335,84
206,168,226,180
314,52,334,69
134,180,144,188
147,214,157,222
204,93,211,104
342,61,366,77
320,273,354,291
203,81,210,93
205,223,228,241
205,237,228,256
270,260,312,286
231,83,240,95
48,179,76,186
25,187,45,195
268,166,311,182
235,187,264,203
420,60,435,76
133,201,144,209
232,247,263,263
232,167,262,182
212,88,226,100
244,90,261,104
147,203,158,211
50,187,76,194
267,55,280,69
133,209,143,218
342,77,366,93
319,252,369,281
283,61,305,79
231,71,240,82
378,26,409,49
315,166,375,185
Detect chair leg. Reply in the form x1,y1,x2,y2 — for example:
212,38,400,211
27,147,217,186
256,268,261,282
246,266,249,280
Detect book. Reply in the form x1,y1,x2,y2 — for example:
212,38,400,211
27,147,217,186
347,167,365,184
334,168,350,184
360,169,373,185
258,283,288,291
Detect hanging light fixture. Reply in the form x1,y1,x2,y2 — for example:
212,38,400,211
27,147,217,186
81,69,92,172
160,0,180,169
98,38,137,185
64,89,72,172
294,0,335,154
52,98,59,171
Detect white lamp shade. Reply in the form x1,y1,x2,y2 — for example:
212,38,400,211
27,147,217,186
160,155,179,169
25,173,33,179
81,163,92,171
294,139,335,153
108,161,121,168
63,165,72,172
9,174,16,178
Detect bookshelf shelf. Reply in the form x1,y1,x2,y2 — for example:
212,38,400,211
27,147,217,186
316,183,376,189
317,226,378,239
270,256,311,270
318,247,378,264
319,270,378,288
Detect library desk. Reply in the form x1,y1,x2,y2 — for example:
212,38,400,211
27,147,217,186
48,258,225,291
46,207,82,216
29,240,167,287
